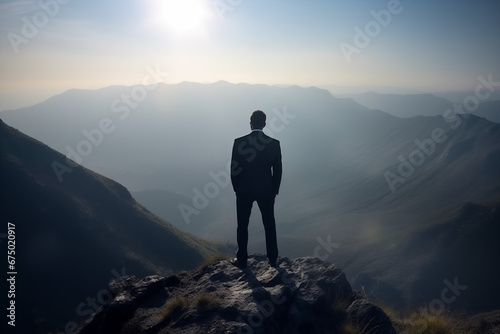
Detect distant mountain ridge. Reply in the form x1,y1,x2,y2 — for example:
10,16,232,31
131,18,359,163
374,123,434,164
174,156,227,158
0,119,233,333
1,81,500,315
343,91,500,123
474,100,500,123
345,91,453,118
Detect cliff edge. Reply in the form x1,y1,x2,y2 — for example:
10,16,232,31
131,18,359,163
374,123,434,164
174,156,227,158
76,255,397,333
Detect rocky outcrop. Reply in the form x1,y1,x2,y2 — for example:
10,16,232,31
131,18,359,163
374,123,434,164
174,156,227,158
77,255,397,334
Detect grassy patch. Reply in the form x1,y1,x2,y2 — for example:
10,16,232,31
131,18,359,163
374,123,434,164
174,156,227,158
332,295,352,317
372,303,475,334
160,292,222,320
336,299,478,334
193,293,222,312
340,321,378,334
197,253,230,270
375,302,398,319
332,284,357,318
402,312,468,334
161,296,189,319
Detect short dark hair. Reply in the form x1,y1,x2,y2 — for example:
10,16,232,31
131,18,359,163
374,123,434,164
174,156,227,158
250,110,266,129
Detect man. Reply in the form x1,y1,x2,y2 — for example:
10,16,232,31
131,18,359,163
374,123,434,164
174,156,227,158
230,110,282,268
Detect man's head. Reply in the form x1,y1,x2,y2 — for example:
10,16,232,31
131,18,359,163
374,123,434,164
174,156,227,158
250,110,266,130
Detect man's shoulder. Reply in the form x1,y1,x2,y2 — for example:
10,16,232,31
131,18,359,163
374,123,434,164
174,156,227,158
234,132,279,142
263,133,280,145
234,134,250,142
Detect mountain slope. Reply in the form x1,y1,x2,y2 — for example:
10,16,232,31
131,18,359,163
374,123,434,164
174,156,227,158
2,82,500,314
475,100,500,123
404,201,500,312
0,119,233,333
342,91,500,123
344,91,454,118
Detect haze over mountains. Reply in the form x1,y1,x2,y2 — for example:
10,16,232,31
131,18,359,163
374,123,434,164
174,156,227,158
0,119,232,333
2,82,500,327
341,91,500,122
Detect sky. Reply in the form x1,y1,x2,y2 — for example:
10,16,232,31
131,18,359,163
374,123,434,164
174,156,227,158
0,0,499,111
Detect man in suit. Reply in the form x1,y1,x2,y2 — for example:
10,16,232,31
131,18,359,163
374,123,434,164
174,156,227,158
230,110,282,268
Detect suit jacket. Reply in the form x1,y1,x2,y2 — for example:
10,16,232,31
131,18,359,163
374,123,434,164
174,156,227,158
231,131,282,198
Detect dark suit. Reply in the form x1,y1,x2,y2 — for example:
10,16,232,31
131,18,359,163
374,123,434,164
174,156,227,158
231,130,282,264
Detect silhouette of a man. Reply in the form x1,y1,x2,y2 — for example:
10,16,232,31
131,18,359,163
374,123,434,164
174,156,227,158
230,110,282,268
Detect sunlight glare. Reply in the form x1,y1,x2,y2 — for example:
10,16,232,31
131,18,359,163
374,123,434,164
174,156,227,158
150,0,211,34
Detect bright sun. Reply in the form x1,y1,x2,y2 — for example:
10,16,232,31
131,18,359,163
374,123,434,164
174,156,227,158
149,0,211,34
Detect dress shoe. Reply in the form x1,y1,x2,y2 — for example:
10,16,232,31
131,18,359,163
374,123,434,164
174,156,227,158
231,258,247,268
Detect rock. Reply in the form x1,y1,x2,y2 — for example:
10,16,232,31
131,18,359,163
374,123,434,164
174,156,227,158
78,275,166,334
75,255,397,333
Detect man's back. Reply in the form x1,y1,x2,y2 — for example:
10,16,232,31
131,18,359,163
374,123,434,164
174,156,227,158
230,110,282,268
231,131,282,199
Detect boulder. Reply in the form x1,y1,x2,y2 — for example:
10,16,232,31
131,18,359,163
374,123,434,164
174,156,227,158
76,255,397,333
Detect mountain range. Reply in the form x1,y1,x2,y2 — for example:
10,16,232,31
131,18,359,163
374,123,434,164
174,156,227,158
341,91,500,122
1,82,500,329
0,119,233,333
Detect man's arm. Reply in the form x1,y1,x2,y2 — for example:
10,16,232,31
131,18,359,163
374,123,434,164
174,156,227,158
230,139,241,193
272,140,282,195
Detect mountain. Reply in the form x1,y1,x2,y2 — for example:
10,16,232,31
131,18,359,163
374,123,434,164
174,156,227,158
0,119,233,333
75,255,397,334
474,100,500,123
433,90,500,104
131,189,225,237
343,91,500,124
2,82,500,313
402,201,500,312
342,92,454,118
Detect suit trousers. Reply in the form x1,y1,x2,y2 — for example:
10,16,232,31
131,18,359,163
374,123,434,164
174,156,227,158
236,195,278,264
